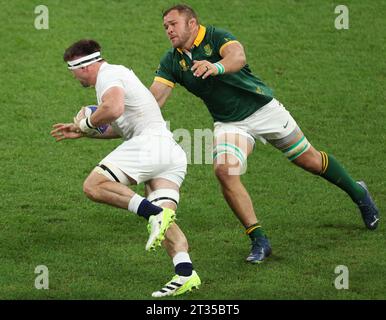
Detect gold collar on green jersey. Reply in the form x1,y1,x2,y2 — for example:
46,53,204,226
177,25,206,54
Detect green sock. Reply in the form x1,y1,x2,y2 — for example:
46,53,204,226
320,152,366,203
246,223,266,241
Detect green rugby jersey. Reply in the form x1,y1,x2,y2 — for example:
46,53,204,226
155,25,274,122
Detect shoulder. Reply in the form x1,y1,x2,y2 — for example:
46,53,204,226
158,49,182,74
205,25,239,55
160,48,178,63
100,63,128,74
206,25,234,39
98,63,131,81
96,63,128,93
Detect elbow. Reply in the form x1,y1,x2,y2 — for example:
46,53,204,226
239,54,247,68
151,91,165,108
229,53,246,72
156,97,165,108
112,103,124,119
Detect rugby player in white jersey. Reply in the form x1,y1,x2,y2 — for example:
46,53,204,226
50,39,200,297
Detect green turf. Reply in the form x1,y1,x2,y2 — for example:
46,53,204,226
0,0,385,300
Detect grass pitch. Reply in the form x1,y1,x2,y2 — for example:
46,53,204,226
0,0,385,300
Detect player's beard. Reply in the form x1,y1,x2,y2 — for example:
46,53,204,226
171,22,191,49
80,80,90,87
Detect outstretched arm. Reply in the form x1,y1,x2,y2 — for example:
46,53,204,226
52,86,125,141
149,81,173,108
191,41,246,79
51,123,120,142
51,123,84,142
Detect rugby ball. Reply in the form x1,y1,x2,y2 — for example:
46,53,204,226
75,105,109,136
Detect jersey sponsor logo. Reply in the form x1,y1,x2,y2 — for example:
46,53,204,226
179,59,189,72
203,44,213,56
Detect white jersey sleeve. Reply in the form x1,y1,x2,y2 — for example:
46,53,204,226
97,74,125,99
95,62,171,140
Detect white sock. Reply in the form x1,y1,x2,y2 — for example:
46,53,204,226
128,194,145,213
173,252,192,266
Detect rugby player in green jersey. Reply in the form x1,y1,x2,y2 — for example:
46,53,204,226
149,4,379,264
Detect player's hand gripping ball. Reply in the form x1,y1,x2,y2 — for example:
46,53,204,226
74,105,109,137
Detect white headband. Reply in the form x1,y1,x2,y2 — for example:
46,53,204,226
67,52,102,70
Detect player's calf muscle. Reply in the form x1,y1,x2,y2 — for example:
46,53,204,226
292,147,323,174
83,179,99,201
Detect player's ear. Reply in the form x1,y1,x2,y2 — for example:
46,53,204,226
188,18,196,28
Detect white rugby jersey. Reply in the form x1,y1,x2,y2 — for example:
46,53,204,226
95,62,171,140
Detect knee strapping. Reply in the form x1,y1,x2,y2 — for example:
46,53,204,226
147,189,180,207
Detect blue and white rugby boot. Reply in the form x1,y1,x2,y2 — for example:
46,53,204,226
356,181,380,230
246,236,272,264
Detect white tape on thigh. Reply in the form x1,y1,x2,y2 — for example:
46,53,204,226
283,136,311,161
95,162,131,185
147,189,180,206
213,143,247,168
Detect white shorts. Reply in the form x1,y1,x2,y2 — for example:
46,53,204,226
213,98,298,146
99,135,187,187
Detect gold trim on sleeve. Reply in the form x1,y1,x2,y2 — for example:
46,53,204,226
219,40,240,57
154,76,175,88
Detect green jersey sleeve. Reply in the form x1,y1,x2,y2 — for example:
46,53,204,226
155,50,176,88
211,27,239,57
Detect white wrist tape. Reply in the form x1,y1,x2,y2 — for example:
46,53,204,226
79,116,95,133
